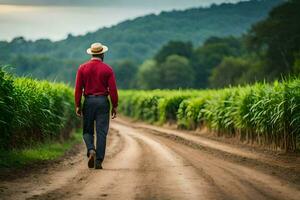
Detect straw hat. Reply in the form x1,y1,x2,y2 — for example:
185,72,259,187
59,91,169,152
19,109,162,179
86,43,108,55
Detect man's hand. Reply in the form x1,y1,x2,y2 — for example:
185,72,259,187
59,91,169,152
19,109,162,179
76,106,82,117
111,107,117,119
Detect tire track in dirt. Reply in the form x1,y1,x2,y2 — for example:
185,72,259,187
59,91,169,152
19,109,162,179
118,118,300,184
112,123,221,200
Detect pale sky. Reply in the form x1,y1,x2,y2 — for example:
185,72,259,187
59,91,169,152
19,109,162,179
0,0,243,41
0,0,242,7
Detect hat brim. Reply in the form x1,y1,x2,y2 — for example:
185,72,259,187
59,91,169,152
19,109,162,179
86,45,108,55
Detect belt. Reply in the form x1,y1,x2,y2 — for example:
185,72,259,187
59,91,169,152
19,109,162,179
85,95,107,98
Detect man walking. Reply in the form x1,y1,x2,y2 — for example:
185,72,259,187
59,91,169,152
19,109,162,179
75,42,118,169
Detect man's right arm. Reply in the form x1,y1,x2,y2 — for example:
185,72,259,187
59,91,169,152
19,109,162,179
75,66,83,116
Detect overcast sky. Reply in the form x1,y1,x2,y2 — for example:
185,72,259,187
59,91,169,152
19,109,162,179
0,0,242,8
0,0,243,41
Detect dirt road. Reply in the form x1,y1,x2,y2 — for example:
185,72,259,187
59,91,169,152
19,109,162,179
1,119,300,200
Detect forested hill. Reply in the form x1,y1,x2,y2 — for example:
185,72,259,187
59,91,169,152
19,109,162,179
0,0,283,82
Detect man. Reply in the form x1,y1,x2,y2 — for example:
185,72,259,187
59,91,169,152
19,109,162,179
75,42,118,169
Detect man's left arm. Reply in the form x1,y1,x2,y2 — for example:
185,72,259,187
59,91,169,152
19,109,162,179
108,70,118,119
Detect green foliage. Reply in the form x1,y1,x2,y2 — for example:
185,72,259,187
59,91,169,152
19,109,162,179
208,0,300,88
177,95,213,129
111,59,138,89
136,55,195,89
136,36,245,89
119,78,300,151
286,79,300,147
0,68,15,147
209,57,255,87
160,55,195,89
192,36,244,88
118,90,165,123
4,54,80,83
293,53,300,74
158,93,196,124
154,41,193,63
246,0,300,77
201,88,240,136
0,68,79,150
136,60,161,89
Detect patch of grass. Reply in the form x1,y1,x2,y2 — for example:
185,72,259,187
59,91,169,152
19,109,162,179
0,129,82,168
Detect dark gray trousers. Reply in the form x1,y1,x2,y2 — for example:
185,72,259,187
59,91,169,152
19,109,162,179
82,96,110,163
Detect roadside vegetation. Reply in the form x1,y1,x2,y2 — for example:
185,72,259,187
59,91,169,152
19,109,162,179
0,130,81,168
119,78,300,152
0,68,80,167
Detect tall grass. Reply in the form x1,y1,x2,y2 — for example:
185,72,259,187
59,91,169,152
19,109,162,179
0,69,79,150
119,79,300,151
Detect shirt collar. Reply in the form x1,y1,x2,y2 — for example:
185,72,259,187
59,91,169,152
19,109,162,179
91,57,102,62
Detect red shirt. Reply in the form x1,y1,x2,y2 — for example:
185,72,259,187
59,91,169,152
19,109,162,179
75,58,118,108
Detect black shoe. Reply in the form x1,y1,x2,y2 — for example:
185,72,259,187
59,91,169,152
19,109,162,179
88,150,96,168
95,162,103,169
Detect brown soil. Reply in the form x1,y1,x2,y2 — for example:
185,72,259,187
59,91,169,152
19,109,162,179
0,118,299,200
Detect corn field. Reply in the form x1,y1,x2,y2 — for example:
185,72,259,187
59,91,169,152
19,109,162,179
0,69,79,150
119,80,300,151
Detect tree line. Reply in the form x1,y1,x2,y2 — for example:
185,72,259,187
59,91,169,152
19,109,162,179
1,0,297,89
0,0,282,86
114,0,299,89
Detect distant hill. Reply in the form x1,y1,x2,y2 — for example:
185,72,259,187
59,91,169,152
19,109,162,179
0,0,283,82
